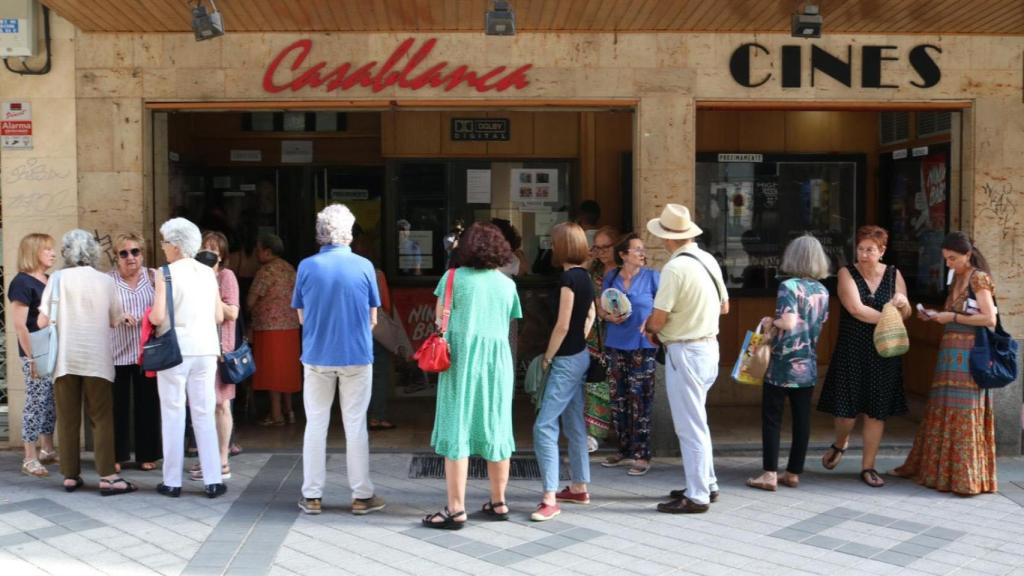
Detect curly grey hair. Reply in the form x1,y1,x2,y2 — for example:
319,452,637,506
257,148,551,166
159,217,202,258
61,229,102,268
316,204,355,246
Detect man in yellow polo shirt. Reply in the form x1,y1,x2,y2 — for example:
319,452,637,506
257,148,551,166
643,204,729,514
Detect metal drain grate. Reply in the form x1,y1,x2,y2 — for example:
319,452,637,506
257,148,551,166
409,456,569,480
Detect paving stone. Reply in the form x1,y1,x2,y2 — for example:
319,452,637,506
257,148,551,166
891,542,938,558
923,527,966,541
769,527,813,543
480,549,529,566
873,550,919,567
25,525,71,540
835,542,885,558
532,533,580,550
909,534,954,549
822,507,863,520
506,541,556,558
804,535,846,550
858,513,897,527
890,520,931,534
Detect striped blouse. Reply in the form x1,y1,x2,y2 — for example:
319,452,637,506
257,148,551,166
110,268,156,366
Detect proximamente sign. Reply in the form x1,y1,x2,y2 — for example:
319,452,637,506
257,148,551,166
263,38,533,94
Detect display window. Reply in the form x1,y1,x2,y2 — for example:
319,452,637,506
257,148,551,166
386,159,574,282
880,143,951,301
695,153,865,294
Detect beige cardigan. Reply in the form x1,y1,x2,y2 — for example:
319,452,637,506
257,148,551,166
39,266,122,382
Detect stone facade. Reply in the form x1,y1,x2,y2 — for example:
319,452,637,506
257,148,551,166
2,16,1023,448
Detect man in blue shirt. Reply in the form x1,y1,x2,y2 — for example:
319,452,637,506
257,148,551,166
292,204,384,516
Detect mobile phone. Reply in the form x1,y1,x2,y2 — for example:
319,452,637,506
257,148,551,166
916,303,937,318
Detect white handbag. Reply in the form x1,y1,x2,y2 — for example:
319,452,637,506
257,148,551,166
28,271,60,379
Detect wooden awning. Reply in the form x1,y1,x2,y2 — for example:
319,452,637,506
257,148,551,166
41,0,1024,35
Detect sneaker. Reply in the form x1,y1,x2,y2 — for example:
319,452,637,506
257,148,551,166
554,486,590,504
530,502,561,522
298,498,322,515
586,435,599,453
351,495,386,515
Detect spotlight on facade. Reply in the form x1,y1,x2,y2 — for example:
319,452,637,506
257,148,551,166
485,0,516,36
791,4,822,38
191,0,225,41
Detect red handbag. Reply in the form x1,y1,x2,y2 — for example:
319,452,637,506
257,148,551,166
413,269,454,373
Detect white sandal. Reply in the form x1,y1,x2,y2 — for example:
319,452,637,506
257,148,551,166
38,449,59,465
22,458,48,477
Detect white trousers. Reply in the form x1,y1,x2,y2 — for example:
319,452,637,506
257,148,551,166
302,363,374,500
665,340,719,505
157,355,221,487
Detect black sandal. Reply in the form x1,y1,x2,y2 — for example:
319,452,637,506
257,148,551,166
860,468,885,488
63,476,84,493
422,506,466,530
822,443,846,470
100,477,138,497
481,500,509,521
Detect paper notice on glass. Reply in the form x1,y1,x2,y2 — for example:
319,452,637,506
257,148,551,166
519,200,548,213
281,140,313,163
399,230,432,271
534,211,567,233
467,169,491,204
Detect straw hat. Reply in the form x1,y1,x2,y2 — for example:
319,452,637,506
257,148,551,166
646,204,703,240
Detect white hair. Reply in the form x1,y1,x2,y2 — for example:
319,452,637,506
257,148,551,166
61,229,101,268
316,204,355,246
781,235,831,280
159,217,202,258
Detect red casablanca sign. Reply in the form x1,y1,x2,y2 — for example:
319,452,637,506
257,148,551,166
263,38,532,94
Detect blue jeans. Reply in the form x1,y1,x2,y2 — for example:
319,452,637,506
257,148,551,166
534,349,591,492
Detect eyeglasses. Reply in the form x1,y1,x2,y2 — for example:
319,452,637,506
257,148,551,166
118,248,141,259
590,244,613,252
628,248,647,255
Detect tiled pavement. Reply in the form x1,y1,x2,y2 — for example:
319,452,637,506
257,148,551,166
1,450,1024,576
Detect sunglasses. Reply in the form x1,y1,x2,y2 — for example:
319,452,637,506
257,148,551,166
118,248,141,259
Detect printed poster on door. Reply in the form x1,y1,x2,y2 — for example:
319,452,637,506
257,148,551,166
510,168,558,203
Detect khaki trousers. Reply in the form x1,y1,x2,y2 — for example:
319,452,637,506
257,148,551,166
54,374,116,478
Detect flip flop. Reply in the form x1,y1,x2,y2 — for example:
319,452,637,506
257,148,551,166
100,477,138,497
822,443,846,470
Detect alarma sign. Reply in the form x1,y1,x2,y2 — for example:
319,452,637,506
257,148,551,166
1,101,32,149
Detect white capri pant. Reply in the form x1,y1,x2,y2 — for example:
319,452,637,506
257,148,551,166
157,355,222,488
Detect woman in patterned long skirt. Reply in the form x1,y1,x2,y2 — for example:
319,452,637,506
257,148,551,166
817,226,912,488
893,232,998,495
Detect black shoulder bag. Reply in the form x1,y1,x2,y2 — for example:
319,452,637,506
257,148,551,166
142,265,184,372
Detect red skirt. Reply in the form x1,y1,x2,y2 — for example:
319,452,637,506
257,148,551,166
252,329,302,393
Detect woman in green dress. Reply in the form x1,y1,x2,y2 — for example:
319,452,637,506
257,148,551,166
423,222,523,530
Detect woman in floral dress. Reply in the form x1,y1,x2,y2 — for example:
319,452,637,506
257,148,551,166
893,232,998,495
